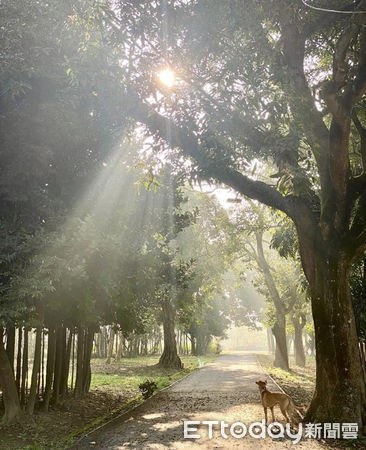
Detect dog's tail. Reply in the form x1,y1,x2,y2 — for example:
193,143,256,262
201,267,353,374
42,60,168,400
295,405,306,413
294,404,306,418
289,399,306,417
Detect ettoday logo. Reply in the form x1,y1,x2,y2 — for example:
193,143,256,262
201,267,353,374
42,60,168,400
183,420,358,444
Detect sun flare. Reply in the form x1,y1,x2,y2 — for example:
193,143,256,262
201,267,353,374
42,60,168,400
157,68,175,87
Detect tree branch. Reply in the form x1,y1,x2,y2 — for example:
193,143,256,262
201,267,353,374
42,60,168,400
124,89,294,216
284,293,297,315
344,193,366,260
278,7,330,194
255,232,286,315
352,109,366,169
320,22,359,118
299,313,307,329
347,174,366,214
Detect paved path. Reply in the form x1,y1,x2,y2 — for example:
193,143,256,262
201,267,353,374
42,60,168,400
74,353,324,449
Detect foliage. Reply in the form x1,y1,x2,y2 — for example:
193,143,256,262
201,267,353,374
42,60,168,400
138,380,158,399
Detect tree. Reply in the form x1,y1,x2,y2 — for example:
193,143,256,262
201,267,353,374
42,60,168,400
229,202,307,370
0,0,130,421
291,310,307,368
152,174,197,369
98,0,366,426
244,233,301,369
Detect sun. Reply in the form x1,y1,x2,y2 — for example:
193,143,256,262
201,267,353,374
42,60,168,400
157,68,175,88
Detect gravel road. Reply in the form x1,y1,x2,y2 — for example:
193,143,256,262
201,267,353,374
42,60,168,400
74,353,325,449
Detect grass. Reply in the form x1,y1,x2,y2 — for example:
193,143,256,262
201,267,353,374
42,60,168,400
90,355,215,393
257,353,316,382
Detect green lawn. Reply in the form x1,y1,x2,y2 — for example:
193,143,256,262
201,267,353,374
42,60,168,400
90,354,216,393
257,353,316,383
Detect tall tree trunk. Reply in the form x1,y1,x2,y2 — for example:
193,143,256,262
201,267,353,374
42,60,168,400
143,335,148,356
190,335,197,356
266,327,275,353
82,327,94,394
286,334,293,356
43,327,56,412
95,332,100,358
41,329,45,395
116,332,124,361
106,327,115,364
0,337,21,424
74,328,85,397
5,326,15,373
256,232,289,370
71,331,75,390
26,327,42,416
305,254,366,428
272,313,289,371
197,333,206,355
115,332,119,358
158,299,183,369
305,330,315,356
177,330,181,354
61,329,72,397
52,326,65,404
152,332,160,355
292,315,306,367
103,327,108,358
20,327,28,405
15,327,22,395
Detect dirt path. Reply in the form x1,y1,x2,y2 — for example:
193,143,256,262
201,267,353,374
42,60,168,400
74,353,325,449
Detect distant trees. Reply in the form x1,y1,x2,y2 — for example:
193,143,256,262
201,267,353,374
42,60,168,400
174,191,241,355
230,202,309,370
185,296,230,355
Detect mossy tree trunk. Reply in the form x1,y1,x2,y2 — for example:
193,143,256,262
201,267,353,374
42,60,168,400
304,253,366,426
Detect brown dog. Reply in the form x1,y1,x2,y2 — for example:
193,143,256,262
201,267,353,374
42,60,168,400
256,379,305,424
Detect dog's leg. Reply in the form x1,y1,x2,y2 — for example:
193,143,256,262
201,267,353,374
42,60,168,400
264,407,268,424
270,406,275,423
280,405,290,423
